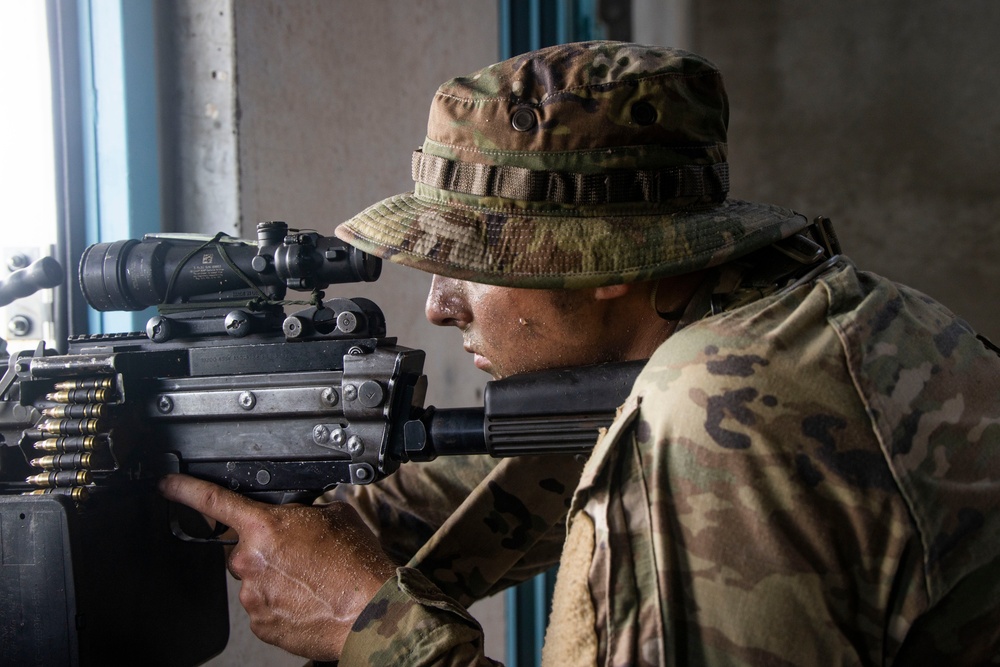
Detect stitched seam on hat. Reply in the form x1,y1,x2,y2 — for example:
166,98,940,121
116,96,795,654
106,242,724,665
407,191,730,221
411,190,722,218
425,141,727,159
434,71,722,106
397,196,751,240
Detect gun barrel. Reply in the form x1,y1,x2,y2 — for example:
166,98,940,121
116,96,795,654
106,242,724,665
408,360,646,460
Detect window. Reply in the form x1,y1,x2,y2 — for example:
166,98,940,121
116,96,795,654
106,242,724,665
0,1,60,352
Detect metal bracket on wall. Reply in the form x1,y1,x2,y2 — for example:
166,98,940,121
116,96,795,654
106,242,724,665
0,245,59,354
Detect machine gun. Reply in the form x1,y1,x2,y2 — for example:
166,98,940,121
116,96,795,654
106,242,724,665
0,223,642,666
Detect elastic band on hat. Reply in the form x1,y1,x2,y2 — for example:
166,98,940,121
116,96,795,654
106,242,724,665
411,150,729,205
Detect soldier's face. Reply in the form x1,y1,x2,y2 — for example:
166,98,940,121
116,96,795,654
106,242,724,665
424,275,622,380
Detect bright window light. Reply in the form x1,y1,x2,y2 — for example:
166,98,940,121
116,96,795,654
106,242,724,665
0,2,58,250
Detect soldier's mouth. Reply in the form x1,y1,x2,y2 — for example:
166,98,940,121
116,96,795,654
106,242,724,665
464,344,492,373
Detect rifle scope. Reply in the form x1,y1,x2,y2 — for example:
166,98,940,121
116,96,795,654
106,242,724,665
79,221,380,312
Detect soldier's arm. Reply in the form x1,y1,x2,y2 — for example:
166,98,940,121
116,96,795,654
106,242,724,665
341,567,502,666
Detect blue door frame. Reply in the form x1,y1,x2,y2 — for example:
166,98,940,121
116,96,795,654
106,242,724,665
496,6,612,664
48,0,161,336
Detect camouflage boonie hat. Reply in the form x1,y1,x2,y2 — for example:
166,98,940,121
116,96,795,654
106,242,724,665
336,41,809,288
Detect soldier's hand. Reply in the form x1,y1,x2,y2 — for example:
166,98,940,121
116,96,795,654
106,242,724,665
159,473,396,661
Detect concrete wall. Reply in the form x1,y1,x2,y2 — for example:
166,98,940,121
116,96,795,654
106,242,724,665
157,0,241,239
202,2,500,664
638,0,1000,339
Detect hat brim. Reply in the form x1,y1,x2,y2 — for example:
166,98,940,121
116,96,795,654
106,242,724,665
336,192,809,289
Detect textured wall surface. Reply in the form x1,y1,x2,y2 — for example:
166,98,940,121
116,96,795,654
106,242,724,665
157,0,240,237
687,1,1000,339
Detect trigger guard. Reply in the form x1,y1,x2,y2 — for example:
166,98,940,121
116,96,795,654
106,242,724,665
168,501,238,545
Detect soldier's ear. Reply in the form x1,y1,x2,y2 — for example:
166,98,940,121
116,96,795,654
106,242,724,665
593,284,630,300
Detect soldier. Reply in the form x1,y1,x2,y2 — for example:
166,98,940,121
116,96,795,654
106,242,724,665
160,42,1000,665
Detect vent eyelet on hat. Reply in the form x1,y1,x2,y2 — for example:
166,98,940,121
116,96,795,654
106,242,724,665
510,107,537,132
630,100,657,126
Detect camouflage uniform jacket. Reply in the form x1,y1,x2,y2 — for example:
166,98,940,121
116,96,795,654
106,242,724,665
339,260,1000,666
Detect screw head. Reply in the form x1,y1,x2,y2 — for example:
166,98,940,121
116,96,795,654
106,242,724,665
312,424,331,444
225,311,251,338
282,316,305,339
320,387,339,407
336,311,358,333
8,315,31,337
238,391,256,410
147,316,173,343
7,254,29,270
157,395,174,414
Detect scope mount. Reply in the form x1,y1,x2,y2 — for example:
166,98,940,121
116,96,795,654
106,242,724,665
141,294,388,344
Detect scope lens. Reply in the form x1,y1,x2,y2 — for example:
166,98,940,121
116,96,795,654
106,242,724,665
353,248,382,282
